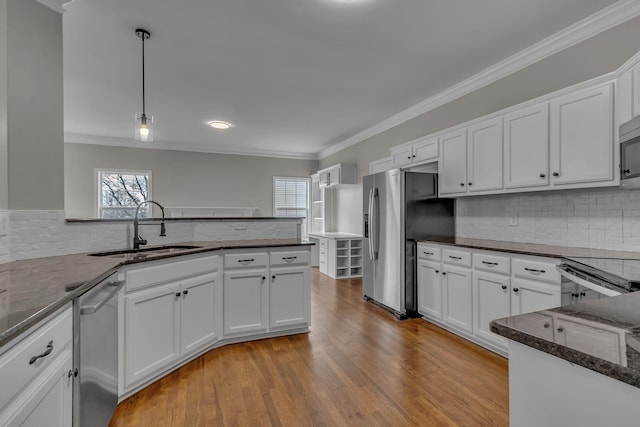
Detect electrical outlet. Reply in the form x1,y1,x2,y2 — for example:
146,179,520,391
509,213,519,226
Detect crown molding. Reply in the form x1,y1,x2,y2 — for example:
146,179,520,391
35,0,74,13
64,133,319,160
318,0,640,159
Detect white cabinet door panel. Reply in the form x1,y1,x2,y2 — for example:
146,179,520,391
223,269,268,336
412,137,438,163
180,273,220,356
511,279,560,316
473,272,510,347
634,65,640,117
443,266,473,333
550,83,613,185
439,130,467,194
617,69,634,125
504,103,549,189
467,117,503,192
417,259,442,320
390,146,413,168
270,266,310,329
124,282,181,388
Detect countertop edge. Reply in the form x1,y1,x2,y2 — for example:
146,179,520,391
66,217,303,223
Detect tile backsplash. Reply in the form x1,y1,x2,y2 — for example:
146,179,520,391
0,211,300,262
456,187,640,251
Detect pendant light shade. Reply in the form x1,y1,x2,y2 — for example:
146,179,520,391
135,28,153,142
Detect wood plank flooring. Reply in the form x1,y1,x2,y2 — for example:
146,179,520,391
110,269,508,426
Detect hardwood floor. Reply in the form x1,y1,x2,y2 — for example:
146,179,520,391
110,269,508,426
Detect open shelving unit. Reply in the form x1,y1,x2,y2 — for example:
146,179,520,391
328,238,363,279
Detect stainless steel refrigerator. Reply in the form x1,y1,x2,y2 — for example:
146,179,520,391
363,170,455,317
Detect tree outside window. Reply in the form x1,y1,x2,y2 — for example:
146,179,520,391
97,170,151,218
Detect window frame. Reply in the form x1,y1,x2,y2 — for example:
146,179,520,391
272,176,310,238
95,168,153,219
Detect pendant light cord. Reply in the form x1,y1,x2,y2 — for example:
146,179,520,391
141,33,146,116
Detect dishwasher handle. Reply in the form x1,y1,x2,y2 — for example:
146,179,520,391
80,280,126,315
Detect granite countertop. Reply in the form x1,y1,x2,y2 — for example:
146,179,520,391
0,239,312,348
418,237,640,260
491,293,640,388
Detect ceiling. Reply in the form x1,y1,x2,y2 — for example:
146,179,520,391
63,0,622,159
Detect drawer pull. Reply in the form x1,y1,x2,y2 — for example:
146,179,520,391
423,251,434,256
501,285,507,290
182,290,189,296
513,288,519,293
449,256,462,260
175,292,181,297
482,261,498,266
543,323,550,329
282,256,298,262
238,258,255,265
524,267,546,274
29,341,53,365
557,327,564,333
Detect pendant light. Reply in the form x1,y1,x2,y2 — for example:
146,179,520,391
134,28,153,142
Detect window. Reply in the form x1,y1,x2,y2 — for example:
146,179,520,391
97,169,152,219
273,177,310,239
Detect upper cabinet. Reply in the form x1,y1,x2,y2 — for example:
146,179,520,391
439,80,615,197
317,163,356,189
390,136,439,169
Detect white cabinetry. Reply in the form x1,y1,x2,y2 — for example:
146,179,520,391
417,258,443,320
0,306,73,427
121,254,222,394
504,103,549,189
473,272,510,348
439,129,468,194
443,264,473,334
549,83,613,186
390,136,438,168
310,174,333,234
313,234,363,279
317,163,356,189
270,251,311,330
369,157,392,174
467,117,503,192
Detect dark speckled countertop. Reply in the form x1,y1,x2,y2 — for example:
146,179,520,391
0,239,312,349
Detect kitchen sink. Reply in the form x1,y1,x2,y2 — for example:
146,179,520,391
88,245,202,258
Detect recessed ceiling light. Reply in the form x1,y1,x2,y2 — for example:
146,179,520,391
207,120,232,130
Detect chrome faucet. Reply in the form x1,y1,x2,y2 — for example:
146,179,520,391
133,200,166,250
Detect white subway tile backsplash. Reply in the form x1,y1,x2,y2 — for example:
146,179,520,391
456,187,640,252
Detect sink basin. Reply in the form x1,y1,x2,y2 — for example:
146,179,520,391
88,245,202,258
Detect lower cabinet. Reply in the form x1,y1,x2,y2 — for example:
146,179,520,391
417,259,443,320
473,272,511,348
510,278,560,315
443,266,473,334
270,265,310,329
223,268,269,336
0,305,73,427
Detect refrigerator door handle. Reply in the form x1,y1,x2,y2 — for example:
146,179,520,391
368,188,375,259
372,187,379,260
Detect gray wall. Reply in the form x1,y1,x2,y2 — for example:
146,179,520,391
65,143,317,218
0,0,8,209
319,15,640,234
5,0,64,210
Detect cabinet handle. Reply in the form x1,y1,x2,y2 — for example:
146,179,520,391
29,341,53,365
524,267,546,274
262,276,266,281
623,169,631,175
282,256,297,262
513,288,519,293
571,292,579,298
460,183,465,187
272,275,276,280
482,261,498,266
448,256,462,260
468,182,473,186
423,251,434,255
407,156,412,160
175,292,181,297
68,368,78,378
442,272,447,276
543,323,550,329
552,172,559,177
501,285,507,290
580,291,586,297
557,327,564,333
435,270,439,273
539,173,546,178
183,290,189,296
238,258,255,265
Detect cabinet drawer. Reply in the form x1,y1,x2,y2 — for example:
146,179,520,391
319,239,327,250
0,305,72,411
473,253,510,275
442,249,471,267
417,244,441,261
126,254,220,292
512,258,560,284
224,252,268,269
270,250,309,267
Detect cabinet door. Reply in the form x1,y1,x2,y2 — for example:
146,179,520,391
180,273,221,357
473,272,510,348
417,259,442,320
511,279,560,316
439,129,468,194
442,266,473,333
467,117,503,192
412,137,439,163
390,146,413,168
0,351,72,427
617,69,633,125
554,315,625,365
550,83,613,185
223,268,269,336
504,103,549,189
634,64,640,117
270,265,310,329
124,282,181,388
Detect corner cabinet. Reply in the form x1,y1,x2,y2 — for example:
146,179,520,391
317,163,356,189
0,305,73,427
390,136,438,169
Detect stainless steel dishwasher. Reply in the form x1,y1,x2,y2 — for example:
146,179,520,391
73,272,125,427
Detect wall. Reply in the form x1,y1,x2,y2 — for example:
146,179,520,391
320,15,640,235
64,143,318,218
6,0,64,210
